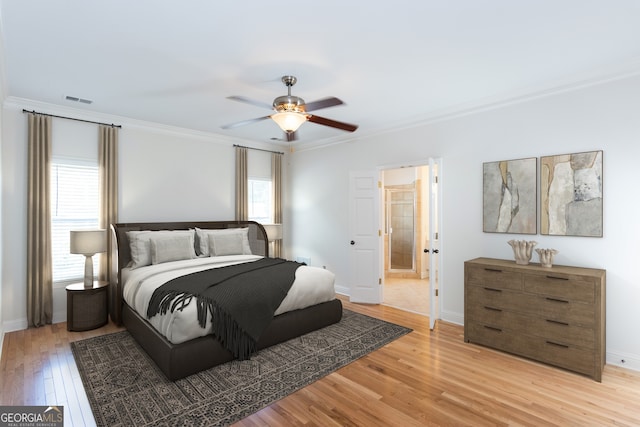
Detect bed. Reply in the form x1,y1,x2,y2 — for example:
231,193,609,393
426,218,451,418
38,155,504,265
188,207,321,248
109,220,343,380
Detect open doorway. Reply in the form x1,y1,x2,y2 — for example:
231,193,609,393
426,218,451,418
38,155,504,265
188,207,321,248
381,165,430,315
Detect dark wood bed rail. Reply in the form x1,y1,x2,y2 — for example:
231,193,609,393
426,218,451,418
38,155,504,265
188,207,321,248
109,220,269,324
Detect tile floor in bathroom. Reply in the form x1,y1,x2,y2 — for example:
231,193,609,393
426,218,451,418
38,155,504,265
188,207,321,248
383,276,430,315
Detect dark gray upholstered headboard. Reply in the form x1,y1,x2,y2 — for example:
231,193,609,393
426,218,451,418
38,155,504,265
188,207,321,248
109,220,268,324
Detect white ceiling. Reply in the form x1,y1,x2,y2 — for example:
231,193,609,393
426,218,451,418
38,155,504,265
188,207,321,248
2,1,640,148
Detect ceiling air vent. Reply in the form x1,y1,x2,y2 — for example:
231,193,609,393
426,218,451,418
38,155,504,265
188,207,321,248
65,95,93,104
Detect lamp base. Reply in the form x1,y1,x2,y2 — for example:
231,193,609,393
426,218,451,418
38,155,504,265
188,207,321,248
84,254,94,288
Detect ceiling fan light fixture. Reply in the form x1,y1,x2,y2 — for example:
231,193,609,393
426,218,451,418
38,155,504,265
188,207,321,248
224,75,357,136
271,111,307,133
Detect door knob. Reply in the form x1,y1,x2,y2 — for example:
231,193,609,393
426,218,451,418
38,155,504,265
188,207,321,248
423,249,429,253
350,240,355,245
432,249,439,254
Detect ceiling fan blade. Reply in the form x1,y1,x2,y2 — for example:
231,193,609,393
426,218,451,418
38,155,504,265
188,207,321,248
221,115,271,129
304,97,344,112
227,95,273,111
286,131,298,142
308,115,358,132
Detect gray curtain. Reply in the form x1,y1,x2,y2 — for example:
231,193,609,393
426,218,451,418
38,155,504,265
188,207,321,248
271,152,283,258
27,113,53,327
98,125,118,283
235,146,248,221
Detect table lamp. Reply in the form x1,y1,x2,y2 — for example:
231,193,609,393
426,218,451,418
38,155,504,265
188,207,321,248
262,224,283,242
70,229,107,288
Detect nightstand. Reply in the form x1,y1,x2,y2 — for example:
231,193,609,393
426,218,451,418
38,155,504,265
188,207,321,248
66,281,109,331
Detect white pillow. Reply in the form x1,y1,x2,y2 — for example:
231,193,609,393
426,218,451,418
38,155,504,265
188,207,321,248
127,229,195,269
208,233,244,256
195,228,252,257
150,235,195,264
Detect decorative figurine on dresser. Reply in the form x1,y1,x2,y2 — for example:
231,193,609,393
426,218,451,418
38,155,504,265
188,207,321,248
464,257,606,381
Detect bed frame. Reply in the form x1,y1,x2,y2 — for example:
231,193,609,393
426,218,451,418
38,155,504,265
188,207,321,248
110,220,343,380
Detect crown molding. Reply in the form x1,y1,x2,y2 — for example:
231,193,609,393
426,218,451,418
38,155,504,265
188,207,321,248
3,96,287,157
3,97,262,149
396,58,640,129
293,59,640,152
5,58,640,155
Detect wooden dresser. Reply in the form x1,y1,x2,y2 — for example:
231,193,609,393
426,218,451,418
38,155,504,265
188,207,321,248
464,257,606,381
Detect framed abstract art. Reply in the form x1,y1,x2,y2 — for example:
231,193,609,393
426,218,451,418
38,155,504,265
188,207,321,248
483,157,537,234
540,150,603,237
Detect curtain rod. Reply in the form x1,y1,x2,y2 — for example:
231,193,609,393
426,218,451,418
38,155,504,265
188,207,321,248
22,109,122,128
233,144,284,155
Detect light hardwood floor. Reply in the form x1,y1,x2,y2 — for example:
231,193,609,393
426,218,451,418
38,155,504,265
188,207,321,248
2,296,640,426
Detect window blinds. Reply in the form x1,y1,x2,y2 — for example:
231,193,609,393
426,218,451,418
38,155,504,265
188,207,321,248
51,161,100,284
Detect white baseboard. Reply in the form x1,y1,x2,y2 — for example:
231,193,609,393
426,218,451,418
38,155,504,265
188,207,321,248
440,309,464,326
52,309,66,325
2,313,66,335
335,284,350,296
2,318,28,333
607,349,640,372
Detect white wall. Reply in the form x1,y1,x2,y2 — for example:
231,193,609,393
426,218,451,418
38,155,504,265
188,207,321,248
384,167,416,185
1,106,27,331
289,74,640,371
0,15,7,355
0,100,287,331
118,126,236,222
0,55,4,356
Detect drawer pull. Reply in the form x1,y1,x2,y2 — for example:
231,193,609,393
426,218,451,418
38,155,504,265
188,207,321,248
546,319,569,326
484,268,503,273
546,275,569,281
484,287,502,293
546,341,569,349
545,297,569,304
484,306,502,312
483,325,502,332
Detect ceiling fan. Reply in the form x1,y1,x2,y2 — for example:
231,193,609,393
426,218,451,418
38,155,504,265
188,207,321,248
222,75,358,141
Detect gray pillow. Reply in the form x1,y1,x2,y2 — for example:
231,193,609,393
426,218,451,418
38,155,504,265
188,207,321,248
208,233,244,256
127,229,195,268
150,235,195,264
196,227,252,256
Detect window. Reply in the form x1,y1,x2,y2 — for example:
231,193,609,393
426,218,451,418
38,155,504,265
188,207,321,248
248,178,272,224
51,159,100,285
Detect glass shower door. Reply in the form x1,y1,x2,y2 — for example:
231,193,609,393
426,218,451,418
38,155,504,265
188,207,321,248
387,188,416,271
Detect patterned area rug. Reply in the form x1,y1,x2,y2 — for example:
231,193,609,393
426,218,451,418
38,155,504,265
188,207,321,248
71,309,412,427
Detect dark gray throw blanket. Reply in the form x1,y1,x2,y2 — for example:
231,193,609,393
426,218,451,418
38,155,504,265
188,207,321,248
146,258,303,360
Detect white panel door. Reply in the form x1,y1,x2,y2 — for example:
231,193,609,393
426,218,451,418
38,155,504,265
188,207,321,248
429,158,442,330
349,170,381,304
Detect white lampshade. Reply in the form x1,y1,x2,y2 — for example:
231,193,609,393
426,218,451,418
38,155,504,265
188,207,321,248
271,112,307,133
70,229,107,255
262,224,283,242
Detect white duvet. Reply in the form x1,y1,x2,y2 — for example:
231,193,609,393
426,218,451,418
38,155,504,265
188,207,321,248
122,255,336,344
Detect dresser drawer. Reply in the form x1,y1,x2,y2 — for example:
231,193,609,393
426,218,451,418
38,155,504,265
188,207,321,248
528,336,596,377
466,304,527,331
467,303,596,349
466,265,522,291
524,273,595,303
466,285,522,311
468,323,595,376
519,294,595,327
466,322,525,355
527,317,595,349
